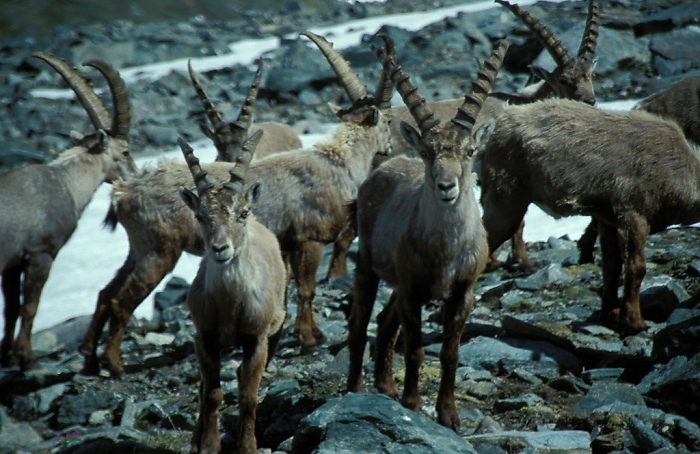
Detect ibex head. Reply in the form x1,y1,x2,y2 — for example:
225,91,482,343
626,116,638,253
375,35,509,205
301,31,394,132
189,59,264,163
178,132,262,264
32,53,136,180
496,0,599,105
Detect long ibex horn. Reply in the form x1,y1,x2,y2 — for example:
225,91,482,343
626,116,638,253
83,59,132,138
301,31,367,103
373,34,439,134
223,129,263,194
577,0,599,60
178,137,213,195
233,59,264,132
188,60,226,133
453,38,511,132
373,33,395,109
495,0,571,67
32,52,111,131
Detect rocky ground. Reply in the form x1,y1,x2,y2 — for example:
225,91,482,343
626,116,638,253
1,0,700,453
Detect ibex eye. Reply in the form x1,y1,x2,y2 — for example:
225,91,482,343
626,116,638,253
239,210,249,220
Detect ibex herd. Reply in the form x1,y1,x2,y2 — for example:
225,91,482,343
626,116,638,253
2,0,700,450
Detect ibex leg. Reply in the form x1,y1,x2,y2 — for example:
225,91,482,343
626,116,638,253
325,223,356,281
398,286,428,413
347,244,379,392
290,240,323,350
577,219,598,264
1,266,22,366
509,220,535,269
373,292,399,398
237,333,267,454
81,252,135,375
598,221,623,328
14,252,53,370
102,251,180,377
617,212,649,333
437,281,474,430
191,330,222,454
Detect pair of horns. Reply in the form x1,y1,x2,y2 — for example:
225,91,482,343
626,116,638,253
178,130,261,196
301,30,394,109
32,52,131,138
374,35,510,135
496,0,599,66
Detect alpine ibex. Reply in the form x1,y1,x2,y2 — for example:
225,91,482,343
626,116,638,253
347,36,508,430
188,59,302,161
177,137,286,454
475,97,699,334
576,76,700,264
389,0,600,270
81,31,392,376
0,53,134,369
80,60,301,377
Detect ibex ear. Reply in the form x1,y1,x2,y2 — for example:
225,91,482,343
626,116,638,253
328,102,343,118
98,129,109,153
473,117,497,150
529,66,554,85
399,121,422,150
179,188,200,212
246,182,261,205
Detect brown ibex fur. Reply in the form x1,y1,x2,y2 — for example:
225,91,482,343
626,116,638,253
577,76,700,263
81,31,392,376
389,0,599,270
0,53,134,369
475,98,699,334
347,36,508,430
177,137,285,454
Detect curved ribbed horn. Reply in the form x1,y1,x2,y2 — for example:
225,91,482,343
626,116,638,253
83,59,132,138
373,33,395,109
495,0,571,67
373,35,438,134
224,129,263,194
233,60,264,131
178,137,213,195
188,60,226,133
577,0,599,59
453,38,510,132
301,31,367,103
32,52,111,131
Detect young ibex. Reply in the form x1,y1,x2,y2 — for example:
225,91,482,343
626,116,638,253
576,76,700,264
475,97,700,334
81,31,392,376
389,0,599,270
177,136,286,454
80,60,301,377
0,52,134,369
347,36,509,430
188,59,302,161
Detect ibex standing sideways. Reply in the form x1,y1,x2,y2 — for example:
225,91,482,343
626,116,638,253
0,53,134,369
177,136,285,454
476,97,700,334
347,36,509,430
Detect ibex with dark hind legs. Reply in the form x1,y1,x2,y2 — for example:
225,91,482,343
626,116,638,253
347,36,509,430
576,76,700,264
80,60,299,377
81,31,393,377
0,53,134,369
475,97,700,334
188,59,302,162
177,137,286,454
388,0,599,270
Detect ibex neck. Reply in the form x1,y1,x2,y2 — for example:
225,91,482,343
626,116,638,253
51,149,106,218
